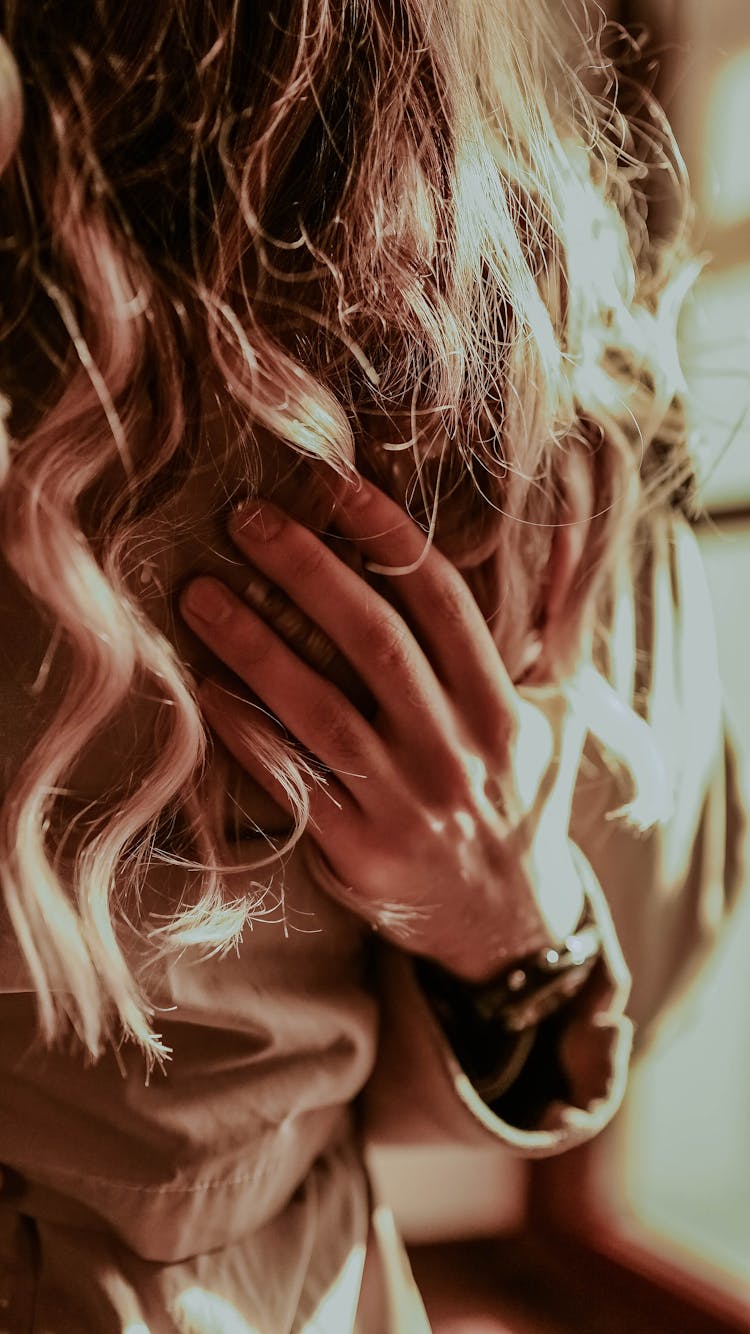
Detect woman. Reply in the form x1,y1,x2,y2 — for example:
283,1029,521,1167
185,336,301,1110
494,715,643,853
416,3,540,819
0,2,742,1329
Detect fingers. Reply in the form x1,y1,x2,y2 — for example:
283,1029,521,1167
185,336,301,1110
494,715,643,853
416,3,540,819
230,479,519,749
329,476,520,739
181,577,391,802
198,679,358,843
241,565,375,716
226,502,454,738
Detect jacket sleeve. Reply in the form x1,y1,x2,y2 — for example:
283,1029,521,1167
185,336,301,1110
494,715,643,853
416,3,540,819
361,511,746,1155
570,513,746,1044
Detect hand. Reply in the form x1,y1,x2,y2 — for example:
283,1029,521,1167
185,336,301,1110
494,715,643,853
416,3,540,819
180,476,586,982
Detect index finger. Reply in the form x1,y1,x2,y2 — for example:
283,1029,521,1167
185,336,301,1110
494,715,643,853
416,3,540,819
327,473,519,742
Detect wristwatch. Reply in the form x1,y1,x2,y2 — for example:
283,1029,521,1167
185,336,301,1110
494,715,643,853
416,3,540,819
416,904,602,1106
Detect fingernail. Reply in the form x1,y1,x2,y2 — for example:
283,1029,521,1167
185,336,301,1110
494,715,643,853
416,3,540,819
183,578,233,623
232,502,284,539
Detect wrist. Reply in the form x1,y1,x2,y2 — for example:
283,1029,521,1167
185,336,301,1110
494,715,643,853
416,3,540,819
415,895,601,1106
421,836,586,986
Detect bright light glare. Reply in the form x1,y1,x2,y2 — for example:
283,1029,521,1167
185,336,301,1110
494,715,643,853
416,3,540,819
170,1289,262,1334
299,1242,367,1332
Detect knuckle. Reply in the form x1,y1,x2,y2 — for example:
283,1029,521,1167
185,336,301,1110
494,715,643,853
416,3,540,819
308,692,362,760
369,609,410,674
291,537,328,586
234,620,274,667
428,568,468,630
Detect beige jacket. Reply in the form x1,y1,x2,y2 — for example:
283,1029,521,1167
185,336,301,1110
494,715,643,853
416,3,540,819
0,513,744,1332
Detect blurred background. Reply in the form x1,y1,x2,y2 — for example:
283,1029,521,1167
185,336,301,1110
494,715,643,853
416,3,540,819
370,3,750,1329
587,0,750,1304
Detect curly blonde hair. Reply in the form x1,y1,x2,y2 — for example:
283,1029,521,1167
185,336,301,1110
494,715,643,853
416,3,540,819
0,0,696,1059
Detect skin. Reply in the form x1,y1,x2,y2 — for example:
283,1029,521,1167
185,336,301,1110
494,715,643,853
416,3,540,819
180,473,588,984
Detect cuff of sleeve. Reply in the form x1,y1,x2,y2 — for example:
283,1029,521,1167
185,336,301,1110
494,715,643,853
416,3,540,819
363,846,634,1158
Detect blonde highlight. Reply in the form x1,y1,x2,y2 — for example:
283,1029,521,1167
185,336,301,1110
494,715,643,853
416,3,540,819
0,0,696,1056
